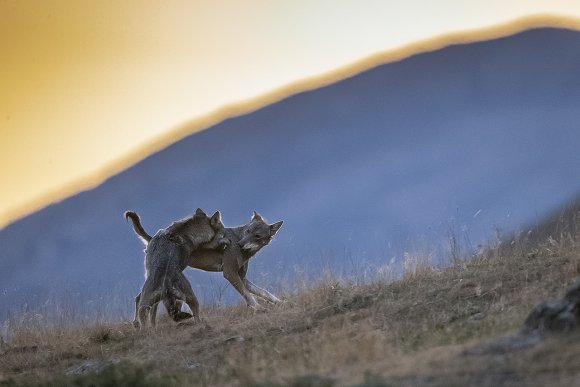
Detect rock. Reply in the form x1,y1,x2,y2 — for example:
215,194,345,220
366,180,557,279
467,279,579,358
522,278,580,333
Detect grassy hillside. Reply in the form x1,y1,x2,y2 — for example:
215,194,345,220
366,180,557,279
1,205,580,386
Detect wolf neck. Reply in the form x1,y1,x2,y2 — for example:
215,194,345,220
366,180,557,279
227,226,244,244
243,248,260,260
166,217,188,235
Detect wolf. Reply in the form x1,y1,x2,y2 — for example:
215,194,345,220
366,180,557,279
127,208,228,328
126,211,283,313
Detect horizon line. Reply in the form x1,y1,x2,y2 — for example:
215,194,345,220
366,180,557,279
3,13,580,230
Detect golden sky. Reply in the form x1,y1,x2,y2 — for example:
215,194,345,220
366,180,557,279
2,1,580,229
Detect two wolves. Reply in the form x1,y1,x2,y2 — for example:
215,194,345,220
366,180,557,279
128,208,228,328
126,210,283,322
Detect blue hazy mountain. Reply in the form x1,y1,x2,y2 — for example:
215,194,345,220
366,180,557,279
2,28,580,322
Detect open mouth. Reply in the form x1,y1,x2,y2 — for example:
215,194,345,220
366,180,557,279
241,242,260,252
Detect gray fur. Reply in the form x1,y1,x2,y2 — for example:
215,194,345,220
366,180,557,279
127,210,283,313
128,208,228,329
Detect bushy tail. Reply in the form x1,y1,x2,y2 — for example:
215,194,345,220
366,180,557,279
124,211,152,244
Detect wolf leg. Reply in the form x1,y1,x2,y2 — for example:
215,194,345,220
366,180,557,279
138,285,162,329
244,279,282,304
138,305,151,330
149,302,160,326
133,292,141,327
163,297,192,322
172,272,200,321
223,267,264,311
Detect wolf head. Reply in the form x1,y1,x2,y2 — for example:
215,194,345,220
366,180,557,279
193,208,230,250
238,211,283,255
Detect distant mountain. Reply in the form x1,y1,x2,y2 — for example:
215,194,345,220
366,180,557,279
2,28,580,322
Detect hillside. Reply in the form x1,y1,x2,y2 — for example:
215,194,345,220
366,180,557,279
2,27,580,322
1,203,579,386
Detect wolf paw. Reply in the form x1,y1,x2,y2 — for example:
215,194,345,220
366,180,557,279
249,304,267,313
177,318,199,326
173,311,194,322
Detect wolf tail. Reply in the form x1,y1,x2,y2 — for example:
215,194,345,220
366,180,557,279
124,211,152,244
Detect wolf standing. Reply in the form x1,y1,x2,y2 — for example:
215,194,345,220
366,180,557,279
131,208,227,328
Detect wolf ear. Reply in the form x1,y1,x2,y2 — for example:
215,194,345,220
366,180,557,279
210,211,222,227
269,221,283,236
252,211,264,222
195,208,206,216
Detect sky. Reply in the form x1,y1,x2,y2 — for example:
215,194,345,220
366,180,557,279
2,1,580,229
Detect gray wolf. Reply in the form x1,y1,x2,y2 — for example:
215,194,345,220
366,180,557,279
126,208,228,328
127,211,283,312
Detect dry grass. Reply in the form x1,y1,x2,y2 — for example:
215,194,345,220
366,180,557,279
1,205,580,386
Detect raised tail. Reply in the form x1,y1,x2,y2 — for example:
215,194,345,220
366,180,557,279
124,211,152,244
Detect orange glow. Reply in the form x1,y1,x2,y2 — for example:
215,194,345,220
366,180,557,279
2,1,580,230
